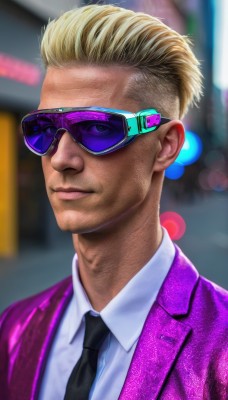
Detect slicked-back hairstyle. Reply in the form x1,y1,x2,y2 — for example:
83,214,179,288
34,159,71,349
40,4,203,117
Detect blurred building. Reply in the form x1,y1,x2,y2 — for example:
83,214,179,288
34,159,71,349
0,0,44,256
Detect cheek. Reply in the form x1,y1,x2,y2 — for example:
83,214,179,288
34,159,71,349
99,157,154,211
41,157,49,185
41,158,57,208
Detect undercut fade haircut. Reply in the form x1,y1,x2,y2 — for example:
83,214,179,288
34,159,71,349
40,4,203,117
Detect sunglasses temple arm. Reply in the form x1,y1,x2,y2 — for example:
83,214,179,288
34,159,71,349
160,117,171,126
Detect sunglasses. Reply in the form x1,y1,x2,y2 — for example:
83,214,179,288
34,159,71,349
21,107,171,156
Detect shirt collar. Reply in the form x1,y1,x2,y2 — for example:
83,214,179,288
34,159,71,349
69,228,175,351
68,261,98,344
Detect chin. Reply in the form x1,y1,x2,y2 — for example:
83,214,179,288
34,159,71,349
56,218,83,233
54,211,98,234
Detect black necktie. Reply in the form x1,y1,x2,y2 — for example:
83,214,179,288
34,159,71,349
64,312,110,400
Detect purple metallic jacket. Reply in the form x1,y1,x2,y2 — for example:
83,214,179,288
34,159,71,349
0,246,227,400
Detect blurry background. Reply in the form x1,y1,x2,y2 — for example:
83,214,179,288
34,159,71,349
0,0,227,312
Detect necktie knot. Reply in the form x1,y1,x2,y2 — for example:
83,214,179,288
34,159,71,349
83,313,109,351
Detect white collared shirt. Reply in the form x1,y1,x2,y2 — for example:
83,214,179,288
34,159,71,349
39,229,175,400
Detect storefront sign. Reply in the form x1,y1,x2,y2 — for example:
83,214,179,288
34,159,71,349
0,52,42,86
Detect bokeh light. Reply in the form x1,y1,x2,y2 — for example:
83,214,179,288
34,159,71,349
198,168,228,192
176,130,203,166
165,130,203,180
160,211,186,240
198,149,228,192
165,162,185,179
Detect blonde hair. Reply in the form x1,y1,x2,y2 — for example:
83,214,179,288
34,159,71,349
41,4,203,117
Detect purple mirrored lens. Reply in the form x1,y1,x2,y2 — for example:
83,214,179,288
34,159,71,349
22,113,57,154
65,111,125,152
22,110,126,154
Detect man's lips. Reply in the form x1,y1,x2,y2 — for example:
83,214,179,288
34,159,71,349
52,187,93,200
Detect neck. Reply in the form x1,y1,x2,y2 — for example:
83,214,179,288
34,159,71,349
72,207,163,312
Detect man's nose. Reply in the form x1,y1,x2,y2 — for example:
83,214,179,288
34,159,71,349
50,130,84,172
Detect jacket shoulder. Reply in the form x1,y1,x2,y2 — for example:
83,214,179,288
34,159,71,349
0,276,72,340
196,274,228,316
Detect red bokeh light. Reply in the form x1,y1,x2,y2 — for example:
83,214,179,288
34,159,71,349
160,211,186,240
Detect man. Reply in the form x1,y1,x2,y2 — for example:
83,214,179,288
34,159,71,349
0,4,227,400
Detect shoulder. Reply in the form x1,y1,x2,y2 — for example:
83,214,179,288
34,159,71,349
196,278,228,397
0,277,73,397
172,245,227,317
191,274,228,349
181,255,228,329
0,276,72,341
159,247,228,396
196,273,228,311
159,245,227,334
189,269,228,333
188,273,228,350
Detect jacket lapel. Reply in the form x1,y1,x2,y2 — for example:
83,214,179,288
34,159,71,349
119,246,199,400
9,277,73,400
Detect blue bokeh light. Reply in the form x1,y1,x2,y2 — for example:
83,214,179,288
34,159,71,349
165,130,203,180
176,130,203,166
165,163,185,179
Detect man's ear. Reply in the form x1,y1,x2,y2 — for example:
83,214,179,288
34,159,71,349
153,120,185,172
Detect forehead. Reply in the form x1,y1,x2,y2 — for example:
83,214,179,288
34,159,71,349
39,64,143,112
